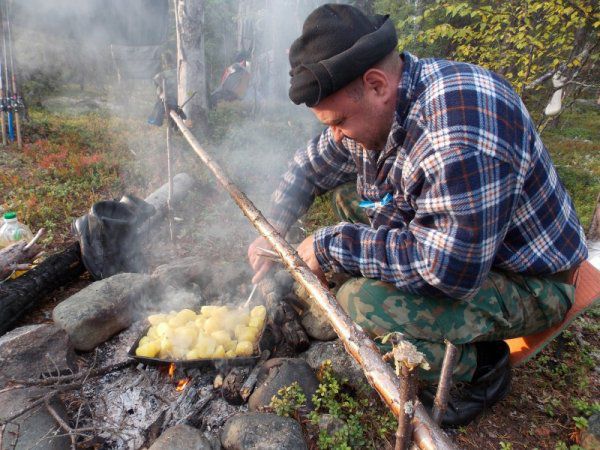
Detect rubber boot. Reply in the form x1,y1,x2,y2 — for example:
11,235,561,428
419,341,511,427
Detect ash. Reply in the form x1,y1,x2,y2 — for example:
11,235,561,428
72,321,241,449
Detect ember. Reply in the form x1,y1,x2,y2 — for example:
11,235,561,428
176,377,190,391
168,362,175,379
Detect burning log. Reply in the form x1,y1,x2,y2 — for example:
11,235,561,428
170,111,456,450
221,367,250,405
240,350,271,401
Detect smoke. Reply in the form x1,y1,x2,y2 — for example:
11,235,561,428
10,0,347,311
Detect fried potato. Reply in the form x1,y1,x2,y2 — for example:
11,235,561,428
140,304,264,360
251,305,266,319
172,326,197,349
213,345,226,358
156,322,172,338
148,313,168,326
248,316,264,330
235,341,254,357
136,341,160,358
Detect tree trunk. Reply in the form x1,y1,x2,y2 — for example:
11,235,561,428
174,0,209,133
588,193,600,241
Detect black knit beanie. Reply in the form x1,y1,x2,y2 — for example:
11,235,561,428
289,4,398,107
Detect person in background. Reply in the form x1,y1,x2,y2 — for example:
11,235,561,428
248,4,587,426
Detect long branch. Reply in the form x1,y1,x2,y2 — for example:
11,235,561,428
169,111,455,450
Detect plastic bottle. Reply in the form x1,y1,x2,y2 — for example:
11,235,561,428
0,212,34,248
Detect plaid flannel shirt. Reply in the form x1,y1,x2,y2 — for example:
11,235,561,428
269,52,588,300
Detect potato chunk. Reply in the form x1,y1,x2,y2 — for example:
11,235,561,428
136,340,160,358
235,341,254,357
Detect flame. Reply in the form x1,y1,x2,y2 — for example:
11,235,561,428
176,378,190,392
168,363,175,379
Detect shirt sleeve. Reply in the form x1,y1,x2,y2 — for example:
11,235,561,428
268,127,357,234
313,147,518,300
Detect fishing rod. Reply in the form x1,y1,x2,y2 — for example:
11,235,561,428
4,0,20,148
0,0,12,145
0,1,6,145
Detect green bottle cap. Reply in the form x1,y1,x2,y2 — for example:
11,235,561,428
4,212,16,220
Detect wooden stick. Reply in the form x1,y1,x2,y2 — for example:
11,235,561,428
163,78,174,242
169,111,455,450
432,341,458,425
240,350,270,401
10,360,134,387
44,394,77,450
395,365,417,450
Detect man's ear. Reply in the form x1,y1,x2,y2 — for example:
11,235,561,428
362,68,392,99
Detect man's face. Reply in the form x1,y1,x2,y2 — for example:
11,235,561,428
311,81,395,151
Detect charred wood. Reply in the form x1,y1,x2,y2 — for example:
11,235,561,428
0,242,84,335
0,229,44,279
221,367,250,405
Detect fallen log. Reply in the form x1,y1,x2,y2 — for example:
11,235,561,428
0,229,44,279
0,242,84,335
170,111,456,450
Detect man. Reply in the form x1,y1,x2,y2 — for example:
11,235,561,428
248,4,588,425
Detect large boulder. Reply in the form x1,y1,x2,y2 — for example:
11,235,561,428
53,273,153,351
300,306,337,341
248,358,318,412
0,387,70,450
148,424,212,450
581,413,600,450
0,324,77,388
301,340,368,391
221,412,307,450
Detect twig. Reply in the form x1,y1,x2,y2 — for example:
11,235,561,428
0,382,82,425
382,333,429,450
24,228,44,251
11,360,134,387
395,365,417,450
44,394,77,450
432,340,458,424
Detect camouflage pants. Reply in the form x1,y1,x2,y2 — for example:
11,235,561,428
330,183,574,382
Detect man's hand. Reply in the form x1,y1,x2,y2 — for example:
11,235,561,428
248,236,275,284
297,235,326,283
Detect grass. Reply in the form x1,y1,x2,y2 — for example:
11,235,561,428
543,106,600,231
0,110,128,246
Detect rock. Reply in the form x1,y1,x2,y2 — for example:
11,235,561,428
581,413,600,450
0,387,70,450
221,412,307,450
148,424,212,450
273,270,294,292
152,259,253,302
53,273,153,351
300,306,337,341
301,340,368,391
248,358,318,411
317,414,345,435
0,324,77,388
